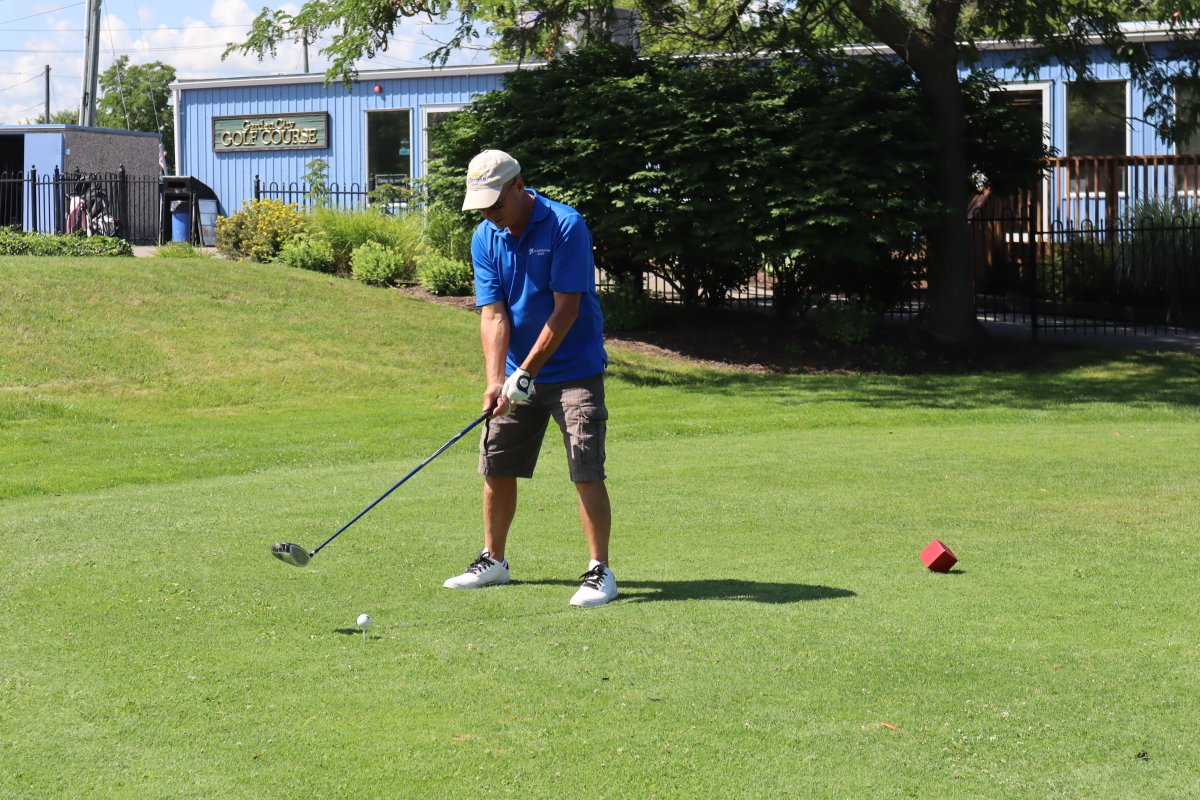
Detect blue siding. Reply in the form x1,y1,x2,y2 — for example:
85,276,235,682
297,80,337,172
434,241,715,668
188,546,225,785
24,133,64,230
24,133,65,232
967,40,1188,157
178,71,507,214
24,132,64,174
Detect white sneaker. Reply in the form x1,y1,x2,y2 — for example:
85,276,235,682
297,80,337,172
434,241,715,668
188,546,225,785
443,549,510,589
570,562,618,607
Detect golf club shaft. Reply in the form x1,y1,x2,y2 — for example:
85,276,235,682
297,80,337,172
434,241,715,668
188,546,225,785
310,411,490,557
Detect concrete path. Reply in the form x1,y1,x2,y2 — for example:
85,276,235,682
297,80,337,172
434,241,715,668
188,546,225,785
132,245,222,258
982,318,1200,353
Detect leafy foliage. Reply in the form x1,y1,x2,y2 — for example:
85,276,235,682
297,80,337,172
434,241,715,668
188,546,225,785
97,56,175,169
0,229,133,257
420,205,474,263
814,300,880,344
225,0,1200,340
29,109,79,125
276,233,336,272
1116,197,1200,322
226,0,457,83
367,179,424,210
303,158,332,208
599,274,657,331
417,252,474,295
427,47,1043,312
310,206,424,273
214,198,310,262
351,240,417,284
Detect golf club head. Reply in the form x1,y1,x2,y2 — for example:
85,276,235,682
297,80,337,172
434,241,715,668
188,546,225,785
271,542,311,567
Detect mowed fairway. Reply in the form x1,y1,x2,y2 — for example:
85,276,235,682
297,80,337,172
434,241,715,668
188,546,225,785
2,256,1198,799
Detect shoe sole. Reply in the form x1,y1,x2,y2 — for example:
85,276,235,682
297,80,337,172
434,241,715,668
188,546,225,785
443,576,510,589
570,592,617,607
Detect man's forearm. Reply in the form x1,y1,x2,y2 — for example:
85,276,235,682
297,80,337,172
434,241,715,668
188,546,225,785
480,305,511,385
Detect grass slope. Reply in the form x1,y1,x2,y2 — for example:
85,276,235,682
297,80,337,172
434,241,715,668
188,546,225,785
2,257,1198,799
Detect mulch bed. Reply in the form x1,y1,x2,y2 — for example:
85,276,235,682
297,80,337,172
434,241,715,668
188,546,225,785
397,287,1051,375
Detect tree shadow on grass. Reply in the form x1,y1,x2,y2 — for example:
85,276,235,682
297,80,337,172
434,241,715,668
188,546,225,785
518,578,856,605
608,311,1200,411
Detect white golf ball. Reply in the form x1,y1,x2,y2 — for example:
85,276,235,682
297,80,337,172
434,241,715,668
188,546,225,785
357,613,372,628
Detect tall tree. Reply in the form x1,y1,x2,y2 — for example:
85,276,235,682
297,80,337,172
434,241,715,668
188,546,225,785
97,56,176,170
228,1,1200,341
23,109,79,124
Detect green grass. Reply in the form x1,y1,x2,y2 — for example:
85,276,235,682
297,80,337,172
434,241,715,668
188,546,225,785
2,256,1199,798
154,242,210,259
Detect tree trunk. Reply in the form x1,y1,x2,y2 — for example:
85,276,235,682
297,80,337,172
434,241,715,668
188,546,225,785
844,0,981,342
917,62,981,342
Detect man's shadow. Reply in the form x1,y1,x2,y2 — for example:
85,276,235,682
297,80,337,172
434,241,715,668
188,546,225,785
518,578,855,604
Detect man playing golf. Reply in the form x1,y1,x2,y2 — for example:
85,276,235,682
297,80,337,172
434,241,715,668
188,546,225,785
443,149,617,608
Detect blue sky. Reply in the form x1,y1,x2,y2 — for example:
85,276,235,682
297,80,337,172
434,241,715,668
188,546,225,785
0,0,493,125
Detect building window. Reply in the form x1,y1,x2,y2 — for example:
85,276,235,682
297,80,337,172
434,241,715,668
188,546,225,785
421,105,465,173
367,109,412,185
1066,81,1126,195
1174,83,1200,193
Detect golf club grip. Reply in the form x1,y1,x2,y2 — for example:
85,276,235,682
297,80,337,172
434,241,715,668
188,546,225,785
310,412,490,556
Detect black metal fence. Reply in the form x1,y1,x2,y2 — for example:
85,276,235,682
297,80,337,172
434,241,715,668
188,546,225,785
594,266,928,321
253,175,374,210
0,167,162,245
248,169,1198,339
969,201,1200,337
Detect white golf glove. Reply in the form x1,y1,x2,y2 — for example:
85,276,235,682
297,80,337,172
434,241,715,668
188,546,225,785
501,368,532,408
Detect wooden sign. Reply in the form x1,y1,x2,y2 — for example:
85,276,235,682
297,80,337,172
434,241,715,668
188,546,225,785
213,113,329,152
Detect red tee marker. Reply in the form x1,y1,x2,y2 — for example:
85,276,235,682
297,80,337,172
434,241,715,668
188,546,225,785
920,539,957,572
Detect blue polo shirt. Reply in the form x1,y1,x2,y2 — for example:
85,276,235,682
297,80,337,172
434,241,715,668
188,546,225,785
472,190,607,383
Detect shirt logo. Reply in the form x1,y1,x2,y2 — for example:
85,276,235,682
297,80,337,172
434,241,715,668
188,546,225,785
528,247,550,257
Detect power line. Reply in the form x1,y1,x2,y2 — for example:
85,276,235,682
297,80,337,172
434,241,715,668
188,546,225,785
0,44,228,53
0,71,41,93
0,24,252,32
0,2,84,26
0,71,80,78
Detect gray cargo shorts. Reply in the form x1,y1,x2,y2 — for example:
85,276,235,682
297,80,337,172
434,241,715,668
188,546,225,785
479,374,607,482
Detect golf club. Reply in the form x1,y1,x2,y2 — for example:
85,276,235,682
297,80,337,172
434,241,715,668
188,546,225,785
271,410,490,567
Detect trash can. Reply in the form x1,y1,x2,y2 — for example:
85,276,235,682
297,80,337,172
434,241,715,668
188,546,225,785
170,201,191,243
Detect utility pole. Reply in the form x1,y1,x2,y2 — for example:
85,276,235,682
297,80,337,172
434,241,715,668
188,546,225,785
44,65,50,124
79,0,102,126
302,30,310,73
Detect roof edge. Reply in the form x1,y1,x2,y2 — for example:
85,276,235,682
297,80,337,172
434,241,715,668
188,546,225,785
171,61,537,91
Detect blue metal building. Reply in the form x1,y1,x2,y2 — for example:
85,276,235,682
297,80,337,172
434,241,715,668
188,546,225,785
172,63,524,215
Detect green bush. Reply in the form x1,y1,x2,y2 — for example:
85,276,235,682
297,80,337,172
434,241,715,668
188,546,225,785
0,229,133,257
417,253,474,296
1042,235,1118,303
367,179,423,212
426,49,1042,315
276,234,335,272
600,273,656,331
310,207,424,273
214,198,308,262
814,301,880,345
1116,198,1200,321
421,206,474,263
351,241,416,285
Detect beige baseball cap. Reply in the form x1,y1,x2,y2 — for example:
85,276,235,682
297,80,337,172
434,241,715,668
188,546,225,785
462,150,522,211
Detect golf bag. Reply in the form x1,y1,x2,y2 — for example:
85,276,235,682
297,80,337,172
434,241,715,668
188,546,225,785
65,180,120,237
